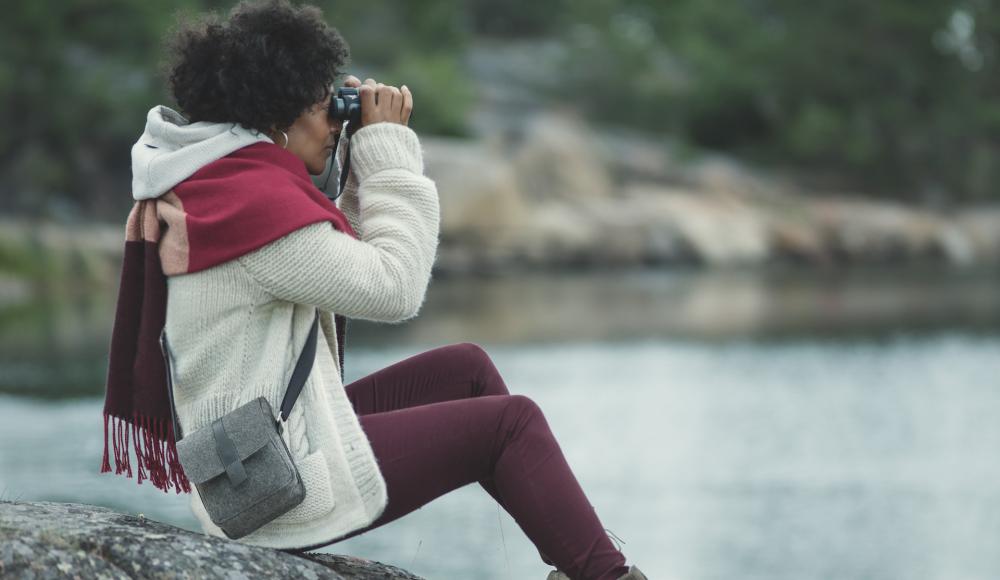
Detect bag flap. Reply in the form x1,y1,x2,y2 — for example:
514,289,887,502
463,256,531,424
176,397,279,484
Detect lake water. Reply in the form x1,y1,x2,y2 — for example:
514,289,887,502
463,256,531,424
1,268,999,580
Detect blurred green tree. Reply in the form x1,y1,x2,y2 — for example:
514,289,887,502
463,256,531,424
0,0,197,219
556,0,999,202
2,0,998,221
0,0,475,221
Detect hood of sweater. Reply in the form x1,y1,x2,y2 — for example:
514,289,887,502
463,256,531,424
131,105,274,201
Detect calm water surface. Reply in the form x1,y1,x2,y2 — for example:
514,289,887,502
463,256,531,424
1,269,999,580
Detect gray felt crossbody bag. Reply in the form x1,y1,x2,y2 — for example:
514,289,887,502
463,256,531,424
158,309,319,539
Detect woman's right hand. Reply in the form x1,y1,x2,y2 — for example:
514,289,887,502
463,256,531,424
346,76,412,128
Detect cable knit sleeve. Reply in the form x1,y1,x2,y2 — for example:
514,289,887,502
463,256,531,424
236,122,440,323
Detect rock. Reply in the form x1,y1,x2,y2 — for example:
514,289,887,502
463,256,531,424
956,207,1000,263
422,136,529,241
303,555,422,580
594,128,685,186
510,114,613,204
6,111,1000,278
0,501,424,580
654,190,771,266
0,217,121,286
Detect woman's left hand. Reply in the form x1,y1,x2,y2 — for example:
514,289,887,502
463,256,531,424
340,75,412,127
343,75,363,90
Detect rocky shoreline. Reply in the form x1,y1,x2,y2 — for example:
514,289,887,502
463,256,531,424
0,501,423,579
426,113,1000,274
2,112,999,289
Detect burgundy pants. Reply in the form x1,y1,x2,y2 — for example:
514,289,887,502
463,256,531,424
324,342,629,580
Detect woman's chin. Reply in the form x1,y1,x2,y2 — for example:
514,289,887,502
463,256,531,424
307,151,333,175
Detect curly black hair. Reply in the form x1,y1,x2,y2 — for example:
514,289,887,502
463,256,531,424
164,0,349,134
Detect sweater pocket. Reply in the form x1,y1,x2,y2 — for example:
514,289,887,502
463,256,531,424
270,450,336,525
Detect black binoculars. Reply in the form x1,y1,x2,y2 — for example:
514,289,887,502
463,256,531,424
328,87,361,135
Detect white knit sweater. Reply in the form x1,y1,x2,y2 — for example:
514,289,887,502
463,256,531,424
138,107,439,549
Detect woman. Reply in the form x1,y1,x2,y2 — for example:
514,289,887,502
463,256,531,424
106,1,646,579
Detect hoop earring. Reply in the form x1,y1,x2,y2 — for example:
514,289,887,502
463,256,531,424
278,130,289,149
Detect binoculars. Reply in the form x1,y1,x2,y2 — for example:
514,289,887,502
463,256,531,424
328,87,361,135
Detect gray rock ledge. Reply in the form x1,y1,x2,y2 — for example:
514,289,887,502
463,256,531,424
0,501,424,579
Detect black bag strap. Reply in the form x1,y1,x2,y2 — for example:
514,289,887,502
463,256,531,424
159,308,320,442
278,310,320,423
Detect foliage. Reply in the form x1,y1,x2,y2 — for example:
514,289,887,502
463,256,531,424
0,0,475,220
0,0,198,219
1,0,998,220
554,0,1000,202
318,0,475,137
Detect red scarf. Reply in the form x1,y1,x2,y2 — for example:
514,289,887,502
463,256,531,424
100,142,357,494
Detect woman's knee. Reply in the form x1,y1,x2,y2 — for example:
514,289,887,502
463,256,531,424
451,342,508,396
511,392,543,411
453,341,490,365
501,394,545,429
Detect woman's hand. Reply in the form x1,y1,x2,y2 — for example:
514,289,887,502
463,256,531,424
342,75,412,128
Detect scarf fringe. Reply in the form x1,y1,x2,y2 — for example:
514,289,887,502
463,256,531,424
100,412,191,494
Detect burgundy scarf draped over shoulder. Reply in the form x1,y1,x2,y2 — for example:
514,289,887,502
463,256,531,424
101,142,357,494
